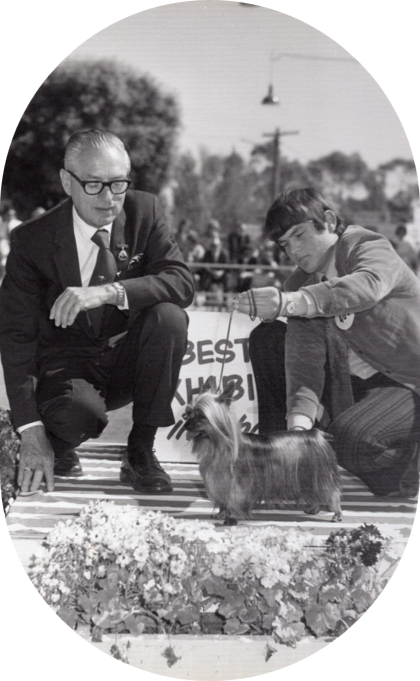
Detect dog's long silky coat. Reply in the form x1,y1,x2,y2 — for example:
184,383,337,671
184,380,342,525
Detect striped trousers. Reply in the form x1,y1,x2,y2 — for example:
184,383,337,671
329,374,420,496
249,321,420,497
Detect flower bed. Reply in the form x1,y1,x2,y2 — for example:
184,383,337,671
29,501,399,651
0,408,20,512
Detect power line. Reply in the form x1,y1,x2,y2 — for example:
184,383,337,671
272,52,356,63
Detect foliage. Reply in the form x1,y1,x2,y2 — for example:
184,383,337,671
29,501,399,648
172,142,418,237
0,408,20,512
2,59,180,218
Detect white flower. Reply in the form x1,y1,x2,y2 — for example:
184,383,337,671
116,553,132,568
162,583,177,595
133,544,149,565
169,545,187,560
151,549,169,564
58,583,70,595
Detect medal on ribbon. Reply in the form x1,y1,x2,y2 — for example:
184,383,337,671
117,243,129,261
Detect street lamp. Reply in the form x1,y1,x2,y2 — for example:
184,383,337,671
261,83,279,106
261,76,298,201
261,50,355,201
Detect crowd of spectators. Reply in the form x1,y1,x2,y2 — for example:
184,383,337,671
173,218,291,305
0,205,46,280
172,217,420,306
2,207,420,303
390,224,419,272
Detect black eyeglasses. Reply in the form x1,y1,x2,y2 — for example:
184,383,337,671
66,169,131,195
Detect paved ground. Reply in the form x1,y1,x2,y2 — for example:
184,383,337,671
2,362,417,570
7,442,417,569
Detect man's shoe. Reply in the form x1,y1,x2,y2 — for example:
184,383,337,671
386,480,419,499
120,449,173,494
54,450,83,477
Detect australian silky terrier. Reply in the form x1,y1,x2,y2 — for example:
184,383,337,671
183,379,342,525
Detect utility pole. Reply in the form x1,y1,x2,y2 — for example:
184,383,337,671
263,127,299,201
261,50,356,200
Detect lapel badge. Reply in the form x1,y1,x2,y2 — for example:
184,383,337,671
117,243,129,261
128,253,144,270
335,312,355,330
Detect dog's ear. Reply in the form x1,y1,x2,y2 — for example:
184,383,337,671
202,376,217,393
217,380,236,406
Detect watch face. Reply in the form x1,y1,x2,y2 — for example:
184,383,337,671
286,301,296,315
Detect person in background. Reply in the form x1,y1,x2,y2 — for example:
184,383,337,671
250,238,281,290
184,230,205,264
233,187,420,499
238,243,259,293
227,221,250,264
391,224,418,272
0,129,194,496
31,206,46,219
200,234,229,295
204,218,221,246
174,218,193,261
4,207,22,234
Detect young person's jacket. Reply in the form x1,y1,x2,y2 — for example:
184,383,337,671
284,225,420,424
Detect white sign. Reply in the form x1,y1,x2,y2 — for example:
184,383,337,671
155,311,260,461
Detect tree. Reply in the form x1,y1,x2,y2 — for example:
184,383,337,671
2,59,180,217
211,151,258,229
172,152,206,232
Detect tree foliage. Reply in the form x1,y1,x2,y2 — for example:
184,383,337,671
2,59,180,217
172,144,417,237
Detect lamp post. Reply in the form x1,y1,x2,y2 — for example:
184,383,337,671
260,50,355,201
261,126,299,201
261,80,298,201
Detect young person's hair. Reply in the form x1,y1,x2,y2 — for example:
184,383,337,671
264,187,346,241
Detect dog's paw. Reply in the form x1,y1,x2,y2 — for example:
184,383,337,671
223,516,238,526
331,511,342,523
210,506,227,520
303,504,320,515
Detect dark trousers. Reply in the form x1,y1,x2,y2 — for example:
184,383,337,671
36,303,188,452
249,320,420,495
249,321,288,434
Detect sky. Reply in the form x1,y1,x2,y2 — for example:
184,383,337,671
58,1,414,169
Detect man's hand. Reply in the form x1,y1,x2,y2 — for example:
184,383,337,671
50,285,117,328
18,425,55,493
232,286,283,320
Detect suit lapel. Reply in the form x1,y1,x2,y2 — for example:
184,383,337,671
53,201,82,289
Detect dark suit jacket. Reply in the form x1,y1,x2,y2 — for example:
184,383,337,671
0,190,195,428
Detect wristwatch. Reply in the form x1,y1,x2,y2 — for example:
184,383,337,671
285,299,297,316
112,282,125,307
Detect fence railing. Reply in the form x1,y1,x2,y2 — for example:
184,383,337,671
188,262,294,310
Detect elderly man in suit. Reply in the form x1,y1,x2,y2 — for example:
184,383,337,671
0,129,194,495
233,187,420,499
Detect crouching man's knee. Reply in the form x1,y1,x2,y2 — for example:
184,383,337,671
38,379,108,445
